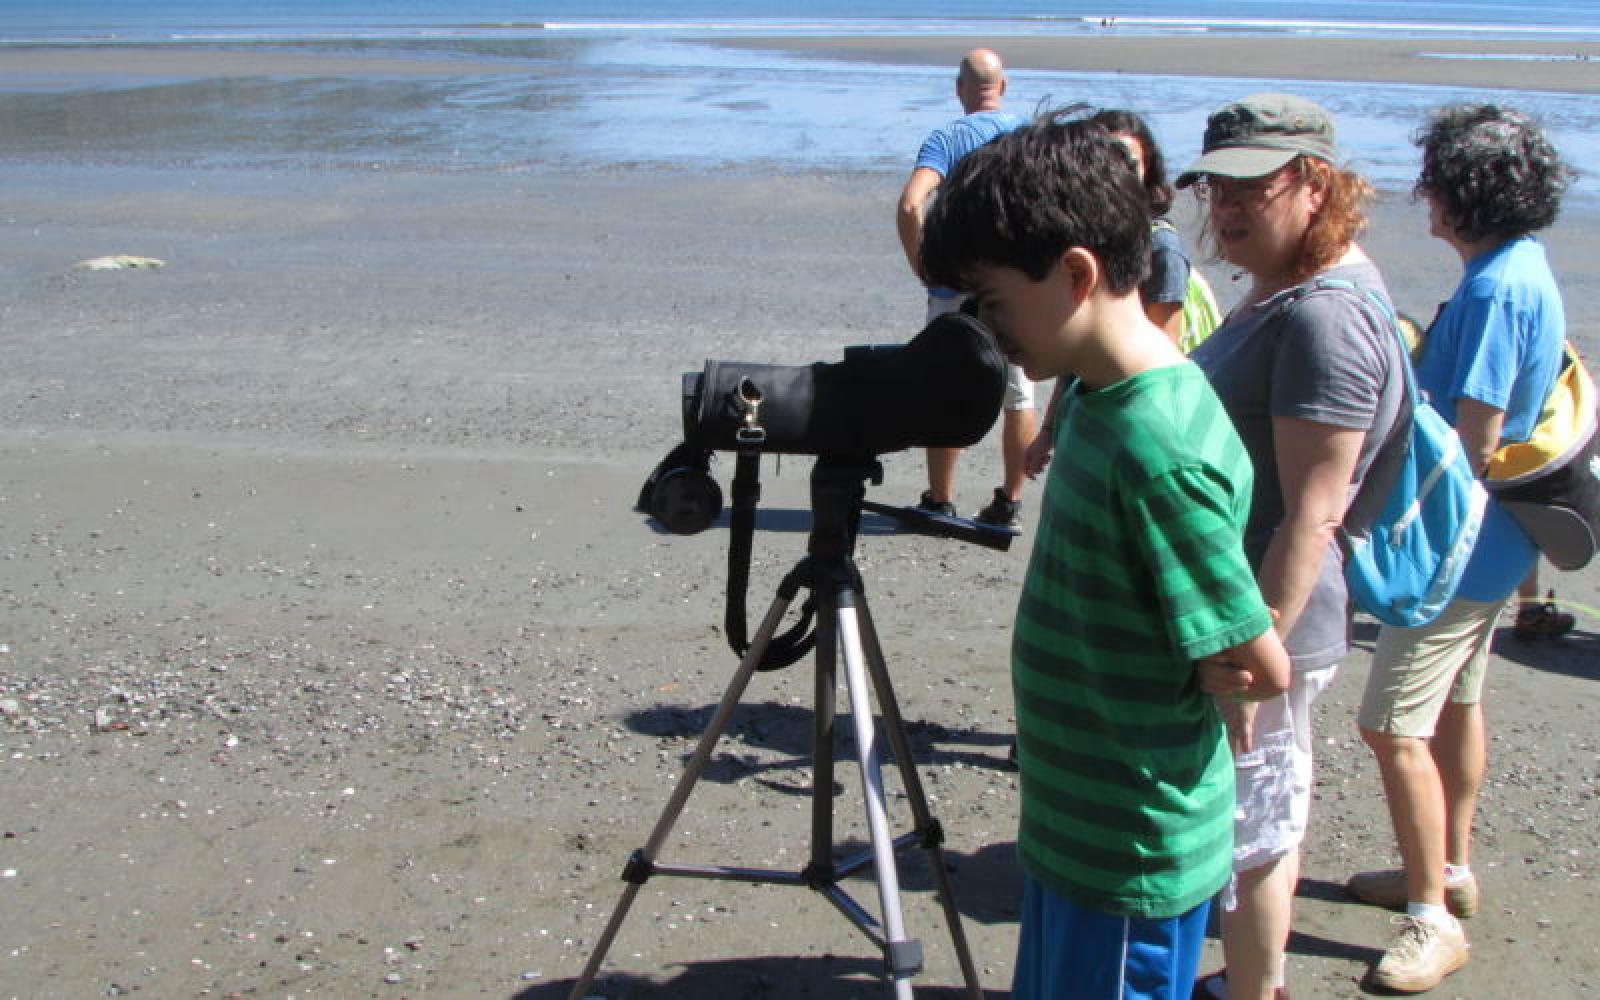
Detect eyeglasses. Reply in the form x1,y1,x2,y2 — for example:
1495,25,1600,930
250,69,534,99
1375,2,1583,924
1193,172,1291,207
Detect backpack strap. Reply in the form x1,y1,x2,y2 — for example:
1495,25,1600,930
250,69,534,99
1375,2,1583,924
1265,276,1417,540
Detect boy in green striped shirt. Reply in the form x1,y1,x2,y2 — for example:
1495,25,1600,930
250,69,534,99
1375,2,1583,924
920,113,1290,999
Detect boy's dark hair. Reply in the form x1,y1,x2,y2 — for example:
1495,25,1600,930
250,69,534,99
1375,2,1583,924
1087,108,1174,218
1414,104,1570,244
920,113,1152,297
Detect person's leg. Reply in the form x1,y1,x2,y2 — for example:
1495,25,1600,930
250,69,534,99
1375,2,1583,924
1011,877,1136,1000
1124,899,1212,1000
1221,663,1336,999
1433,700,1486,869
1220,851,1297,1000
998,364,1036,502
1355,601,1499,991
924,446,959,505
1360,727,1447,907
1000,405,1036,500
976,365,1035,526
1432,611,1495,877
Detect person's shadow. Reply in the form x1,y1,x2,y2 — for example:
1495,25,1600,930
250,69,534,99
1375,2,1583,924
1492,623,1599,680
622,702,1015,790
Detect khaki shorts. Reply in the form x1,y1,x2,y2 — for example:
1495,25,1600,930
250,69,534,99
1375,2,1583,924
1359,597,1506,739
926,293,1036,410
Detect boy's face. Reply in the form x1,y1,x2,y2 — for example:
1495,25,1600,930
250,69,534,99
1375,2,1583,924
967,257,1079,382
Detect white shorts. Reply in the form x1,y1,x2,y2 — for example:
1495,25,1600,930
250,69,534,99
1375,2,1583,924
1231,663,1339,873
926,293,1035,410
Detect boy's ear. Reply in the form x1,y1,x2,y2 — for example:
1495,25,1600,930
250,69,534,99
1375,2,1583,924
1060,247,1101,304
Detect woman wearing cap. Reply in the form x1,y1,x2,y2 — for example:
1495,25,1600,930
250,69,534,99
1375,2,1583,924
1180,94,1405,1000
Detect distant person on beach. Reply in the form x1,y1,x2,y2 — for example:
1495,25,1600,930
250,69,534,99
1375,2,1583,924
896,47,1035,529
1023,108,1206,479
1176,94,1403,1000
1347,104,1572,993
920,113,1289,1000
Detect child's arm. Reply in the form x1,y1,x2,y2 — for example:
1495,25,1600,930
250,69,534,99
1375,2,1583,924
1197,623,1289,756
1196,608,1286,702
1202,628,1290,702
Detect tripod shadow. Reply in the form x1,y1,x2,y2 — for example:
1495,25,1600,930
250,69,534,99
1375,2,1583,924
638,507,960,537
623,703,1015,790
639,506,819,535
515,954,1011,999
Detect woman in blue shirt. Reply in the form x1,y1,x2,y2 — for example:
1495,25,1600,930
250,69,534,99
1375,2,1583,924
1349,104,1572,993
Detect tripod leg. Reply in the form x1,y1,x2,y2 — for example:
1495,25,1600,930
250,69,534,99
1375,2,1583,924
566,588,800,1000
856,595,985,1000
835,593,918,1000
811,594,838,872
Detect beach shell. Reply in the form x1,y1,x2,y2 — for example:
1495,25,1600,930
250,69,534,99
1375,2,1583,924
74,255,166,271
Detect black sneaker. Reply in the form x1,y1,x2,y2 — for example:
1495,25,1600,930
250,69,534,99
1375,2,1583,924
916,490,958,518
975,488,1022,529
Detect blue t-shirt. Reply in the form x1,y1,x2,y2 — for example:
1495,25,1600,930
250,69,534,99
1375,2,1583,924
916,110,1024,299
1416,236,1566,601
914,109,1024,176
1144,219,1192,307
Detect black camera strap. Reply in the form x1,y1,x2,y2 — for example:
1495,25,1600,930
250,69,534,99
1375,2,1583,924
725,451,816,670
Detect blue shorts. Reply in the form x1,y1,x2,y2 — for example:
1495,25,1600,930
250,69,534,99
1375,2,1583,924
1011,876,1211,1000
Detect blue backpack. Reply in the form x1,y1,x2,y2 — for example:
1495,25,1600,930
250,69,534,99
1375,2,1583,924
1319,280,1487,627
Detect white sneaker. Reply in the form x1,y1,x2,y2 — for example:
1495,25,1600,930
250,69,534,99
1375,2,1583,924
1371,914,1469,992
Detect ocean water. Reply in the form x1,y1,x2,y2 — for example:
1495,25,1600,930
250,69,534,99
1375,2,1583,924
0,1,1596,197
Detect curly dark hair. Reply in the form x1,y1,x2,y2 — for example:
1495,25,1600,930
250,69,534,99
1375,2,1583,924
1414,104,1571,243
920,111,1151,296
1087,108,1174,218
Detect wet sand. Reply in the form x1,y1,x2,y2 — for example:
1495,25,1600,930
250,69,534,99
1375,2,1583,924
717,34,1600,94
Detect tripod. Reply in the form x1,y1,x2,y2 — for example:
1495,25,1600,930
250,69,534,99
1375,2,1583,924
567,458,989,1000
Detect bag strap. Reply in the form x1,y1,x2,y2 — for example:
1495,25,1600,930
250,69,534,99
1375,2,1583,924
1266,276,1418,540
723,452,817,671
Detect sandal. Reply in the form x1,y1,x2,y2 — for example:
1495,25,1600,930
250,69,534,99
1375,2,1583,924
1192,970,1289,999
1513,592,1576,640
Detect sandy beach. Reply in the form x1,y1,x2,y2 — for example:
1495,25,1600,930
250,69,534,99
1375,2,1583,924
2,31,1599,1000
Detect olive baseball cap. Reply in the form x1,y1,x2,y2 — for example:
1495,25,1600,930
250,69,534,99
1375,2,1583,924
1175,93,1338,188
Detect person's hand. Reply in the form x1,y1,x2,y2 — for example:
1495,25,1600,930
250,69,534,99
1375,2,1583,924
1023,430,1053,479
1218,697,1259,756
1196,655,1254,698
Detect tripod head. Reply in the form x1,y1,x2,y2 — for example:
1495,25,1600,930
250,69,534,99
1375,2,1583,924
717,454,1013,672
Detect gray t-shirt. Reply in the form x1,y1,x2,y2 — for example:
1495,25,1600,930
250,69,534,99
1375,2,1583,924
1190,260,1404,669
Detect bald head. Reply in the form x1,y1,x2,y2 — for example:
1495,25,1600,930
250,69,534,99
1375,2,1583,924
956,48,1006,112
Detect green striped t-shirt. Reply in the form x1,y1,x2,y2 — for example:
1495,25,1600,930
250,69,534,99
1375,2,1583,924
1013,361,1270,918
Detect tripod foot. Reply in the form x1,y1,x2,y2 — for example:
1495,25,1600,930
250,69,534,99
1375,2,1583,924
888,939,925,978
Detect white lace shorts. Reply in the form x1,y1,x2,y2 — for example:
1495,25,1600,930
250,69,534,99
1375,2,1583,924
1231,662,1339,873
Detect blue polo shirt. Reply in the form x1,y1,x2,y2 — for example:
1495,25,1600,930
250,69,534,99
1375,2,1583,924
915,110,1023,299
